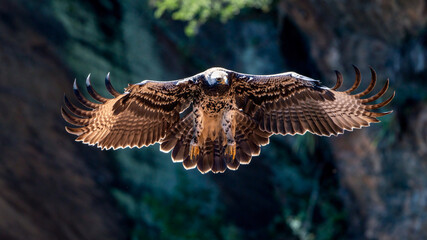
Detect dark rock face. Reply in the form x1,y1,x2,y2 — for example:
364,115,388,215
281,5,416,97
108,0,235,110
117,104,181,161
0,0,426,240
278,0,427,239
0,1,128,239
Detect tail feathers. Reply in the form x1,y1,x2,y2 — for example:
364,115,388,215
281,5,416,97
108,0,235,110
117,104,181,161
183,155,198,170
162,111,271,174
187,137,227,174
212,138,227,173
195,137,239,174
168,132,250,174
197,142,215,173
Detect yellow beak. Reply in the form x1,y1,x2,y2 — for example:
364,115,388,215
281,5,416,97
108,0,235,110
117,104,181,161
218,77,226,85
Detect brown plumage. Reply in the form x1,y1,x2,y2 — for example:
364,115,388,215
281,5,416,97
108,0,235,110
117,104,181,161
62,66,394,174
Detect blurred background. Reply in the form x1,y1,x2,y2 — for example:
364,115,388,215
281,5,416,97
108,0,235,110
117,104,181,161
0,0,426,239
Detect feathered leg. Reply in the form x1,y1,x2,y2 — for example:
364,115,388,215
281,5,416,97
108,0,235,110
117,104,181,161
222,110,236,160
190,106,203,160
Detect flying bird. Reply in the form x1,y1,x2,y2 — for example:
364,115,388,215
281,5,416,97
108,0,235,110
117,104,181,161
62,66,394,174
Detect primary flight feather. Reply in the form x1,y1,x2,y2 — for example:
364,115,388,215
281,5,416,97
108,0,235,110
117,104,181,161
62,66,394,174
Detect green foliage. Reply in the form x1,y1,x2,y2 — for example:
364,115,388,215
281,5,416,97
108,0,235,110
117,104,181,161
113,138,346,240
279,199,346,240
286,213,315,240
113,170,242,240
314,201,347,240
267,136,348,240
152,0,272,36
373,113,397,148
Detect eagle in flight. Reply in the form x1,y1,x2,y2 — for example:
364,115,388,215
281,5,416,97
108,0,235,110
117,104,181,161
62,66,394,174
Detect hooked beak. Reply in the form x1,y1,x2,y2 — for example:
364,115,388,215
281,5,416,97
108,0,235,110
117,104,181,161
218,77,227,85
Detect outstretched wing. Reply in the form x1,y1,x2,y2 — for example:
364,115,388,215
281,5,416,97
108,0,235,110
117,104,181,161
62,73,200,149
232,66,394,136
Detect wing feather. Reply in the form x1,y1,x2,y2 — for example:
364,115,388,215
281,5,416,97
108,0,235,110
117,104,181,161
63,74,199,149
232,66,394,136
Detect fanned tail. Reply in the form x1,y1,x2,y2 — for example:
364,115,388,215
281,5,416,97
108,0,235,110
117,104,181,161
161,112,269,174
160,110,270,174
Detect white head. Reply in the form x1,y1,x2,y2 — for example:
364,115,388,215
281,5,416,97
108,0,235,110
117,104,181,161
206,69,229,86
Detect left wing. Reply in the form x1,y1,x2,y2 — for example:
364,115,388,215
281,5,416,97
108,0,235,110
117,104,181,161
62,73,200,149
232,66,394,136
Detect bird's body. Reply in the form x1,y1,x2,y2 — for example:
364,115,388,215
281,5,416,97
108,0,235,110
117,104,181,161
62,67,394,174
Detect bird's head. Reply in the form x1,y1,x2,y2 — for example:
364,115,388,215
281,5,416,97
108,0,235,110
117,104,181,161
205,68,229,86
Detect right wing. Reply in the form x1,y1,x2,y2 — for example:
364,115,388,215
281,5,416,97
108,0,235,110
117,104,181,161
61,73,200,149
232,66,394,136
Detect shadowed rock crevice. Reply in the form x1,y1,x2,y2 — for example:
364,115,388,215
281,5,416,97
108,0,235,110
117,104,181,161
0,1,128,239
279,16,321,78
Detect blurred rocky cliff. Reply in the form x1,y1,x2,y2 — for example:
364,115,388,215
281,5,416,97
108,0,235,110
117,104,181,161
278,1,427,239
0,1,128,239
0,0,425,240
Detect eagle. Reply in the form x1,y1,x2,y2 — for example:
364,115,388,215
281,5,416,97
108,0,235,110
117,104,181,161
62,66,394,174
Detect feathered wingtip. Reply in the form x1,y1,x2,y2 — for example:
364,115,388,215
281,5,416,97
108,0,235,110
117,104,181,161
72,78,100,109
86,74,109,103
63,94,94,117
62,73,121,137
105,72,121,97
331,66,394,118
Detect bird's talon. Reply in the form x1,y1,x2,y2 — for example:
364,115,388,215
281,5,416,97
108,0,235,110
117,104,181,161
225,144,236,160
190,145,200,160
